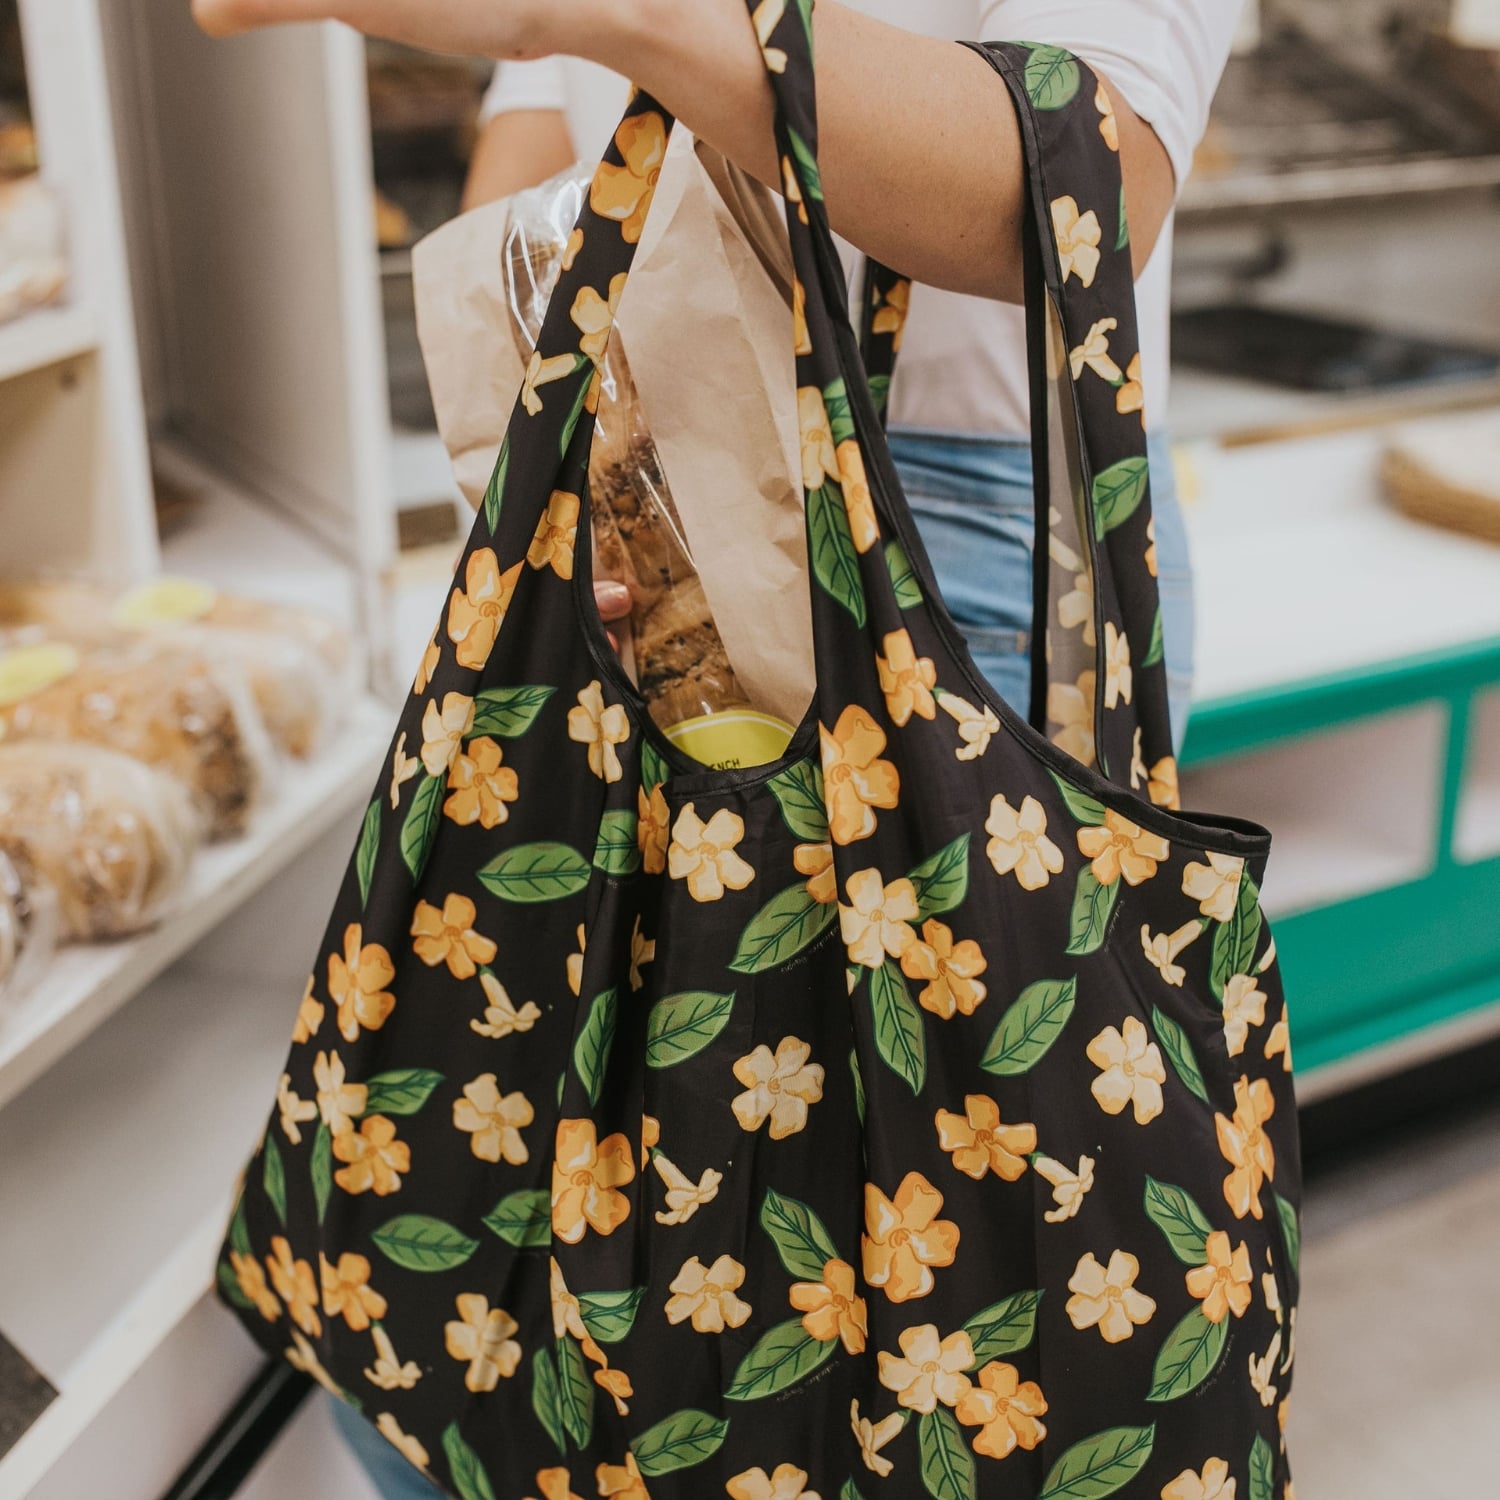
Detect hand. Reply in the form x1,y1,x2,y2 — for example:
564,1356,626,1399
593,579,633,657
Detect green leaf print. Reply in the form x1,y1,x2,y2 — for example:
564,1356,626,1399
630,1408,731,1475
578,1286,645,1344
482,1188,551,1248
1092,457,1150,540
645,990,736,1067
871,958,926,1095
217,1258,254,1310
795,0,815,51
262,1136,287,1228
787,126,825,202
593,809,642,876
824,377,856,446
558,360,595,458
730,882,836,974
573,988,618,1107
980,977,1077,1076
768,759,828,841
311,1124,333,1225
1147,1305,1229,1401
1065,868,1119,955
1115,182,1130,251
1037,1424,1156,1499
808,481,867,628
371,1215,480,1273
1024,43,1082,110
908,834,971,920
1275,1192,1301,1279
1249,1433,1276,1500
556,1333,595,1449
725,1317,838,1400
363,1068,444,1117
1150,1006,1210,1105
1211,873,1263,1000
1141,606,1164,669
531,1347,567,1456
868,374,892,415
355,799,380,905
482,435,509,534
442,1421,498,1500
477,841,592,902
760,1188,841,1281
963,1288,1044,1362
400,774,444,882
1048,770,1107,827
850,1046,866,1125
918,1406,977,1500
1142,1177,1213,1265
470,684,556,739
642,740,669,794
842,1483,868,1500
885,540,923,608
228,1194,252,1258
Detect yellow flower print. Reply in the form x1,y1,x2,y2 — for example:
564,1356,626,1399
445,1293,522,1392
628,914,655,991
877,629,937,726
837,439,880,553
1264,1015,1293,1072
447,548,522,671
792,276,812,355
877,1323,974,1413
277,1072,317,1145
445,735,519,829
668,802,754,901
291,977,324,1044
955,1360,1049,1460
872,277,911,351
1047,670,1097,766
527,490,582,579
938,692,1000,761
1144,514,1159,578
1140,920,1203,987
902,919,988,1019
798,385,837,491
566,924,586,997
526,1468,587,1500
1069,317,1122,382
521,349,577,416
732,1035,824,1139
266,1236,321,1337
375,1413,430,1472
727,1464,817,1500
641,1113,660,1163
665,1253,752,1333
412,630,439,695
651,1152,722,1225
1077,810,1170,886
420,691,475,777
1162,1460,1236,1500
1216,1075,1277,1219
410,893,496,980
985,793,1065,890
793,840,837,904
782,154,809,225
637,781,670,874
1066,1249,1156,1342
551,1118,635,1243
1183,851,1245,922
752,0,788,73
364,1324,421,1391
332,1115,410,1196
328,924,396,1042
453,1074,533,1164
862,1171,961,1303
789,1256,868,1353
1185,1231,1253,1323
1149,754,1180,809
1095,78,1120,150
319,1251,386,1332
549,1256,593,1348
851,1399,905,1477
571,274,627,370
596,1452,650,1500
568,679,631,783
1223,973,1268,1057
389,731,419,810
562,227,584,270
1058,571,1097,645
1248,1329,1282,1407
1103,621,1133,709
230,1250,280,1322
313,1049,367,1135
840,867,919,969
1034,1153,1096,1223
1117,352,1145,426
589,111,666,243
285,1328,342,1397
595,1365,633,1417
1087,1015,1167,1123
1052,195,1102,287
821,706,901,845
934,1094,1035,1180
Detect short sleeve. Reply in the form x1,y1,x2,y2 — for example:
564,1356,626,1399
979,0,1243,189
477,57,570,127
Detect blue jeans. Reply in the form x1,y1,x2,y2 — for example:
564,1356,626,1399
890,427,1194,753
330,1395,443,1499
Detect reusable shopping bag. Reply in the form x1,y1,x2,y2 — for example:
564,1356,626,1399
218,10,1301,1498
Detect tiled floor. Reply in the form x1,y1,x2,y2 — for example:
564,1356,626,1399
240,1101,1500,1499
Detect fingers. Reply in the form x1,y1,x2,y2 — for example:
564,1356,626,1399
593,580,633,623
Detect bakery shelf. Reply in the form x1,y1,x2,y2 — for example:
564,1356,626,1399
0,304,98,386
0,695,391,1113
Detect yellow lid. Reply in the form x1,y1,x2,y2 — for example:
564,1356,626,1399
663,708,796,772
0,640,81,708
113,575,218,628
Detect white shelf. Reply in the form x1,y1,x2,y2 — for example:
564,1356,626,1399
0,696,391,1113
0,305,98,386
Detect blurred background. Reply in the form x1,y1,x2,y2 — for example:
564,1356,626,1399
1,0,1498,1496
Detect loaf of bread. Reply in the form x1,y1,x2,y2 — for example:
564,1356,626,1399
0,846,54,1002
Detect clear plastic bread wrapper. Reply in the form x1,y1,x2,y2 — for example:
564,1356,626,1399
0,741,201,940
0,845,56,1007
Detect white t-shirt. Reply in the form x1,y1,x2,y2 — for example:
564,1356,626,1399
479,1,1242,436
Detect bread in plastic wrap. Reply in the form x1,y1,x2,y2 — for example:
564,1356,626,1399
0,845,56,1005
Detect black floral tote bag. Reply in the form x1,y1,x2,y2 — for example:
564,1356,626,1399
217,10,1300,1499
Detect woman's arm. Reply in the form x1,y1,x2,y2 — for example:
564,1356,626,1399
463,108,575,210
193,0,1175,301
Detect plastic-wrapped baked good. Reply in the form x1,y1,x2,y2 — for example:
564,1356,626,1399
0,846,56,1005
0,742,200,940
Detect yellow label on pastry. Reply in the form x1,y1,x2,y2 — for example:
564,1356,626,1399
113,575,218,628
664,709,796,771
0,641,80,707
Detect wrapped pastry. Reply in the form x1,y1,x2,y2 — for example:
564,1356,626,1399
0,846,55,1004
0,742,200,940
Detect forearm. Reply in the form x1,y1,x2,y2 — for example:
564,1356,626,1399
463,110,576,209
